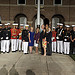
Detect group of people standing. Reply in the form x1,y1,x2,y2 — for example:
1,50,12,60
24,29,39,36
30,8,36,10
0,23,75,56
0,23,40,55
40,23,75,56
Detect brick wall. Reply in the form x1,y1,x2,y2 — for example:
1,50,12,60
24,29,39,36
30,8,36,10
0,0,75,26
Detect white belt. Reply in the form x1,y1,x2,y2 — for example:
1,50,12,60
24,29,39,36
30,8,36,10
1,37,3,40
56,36,59,39
64,39,67,41
6,37,8,39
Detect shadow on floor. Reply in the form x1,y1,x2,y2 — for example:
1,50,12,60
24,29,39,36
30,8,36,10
26,69,35,75
9,64,19,75
47,57,62,75
0,64,8,75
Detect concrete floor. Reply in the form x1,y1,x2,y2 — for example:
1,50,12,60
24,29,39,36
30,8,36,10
0,51,75,75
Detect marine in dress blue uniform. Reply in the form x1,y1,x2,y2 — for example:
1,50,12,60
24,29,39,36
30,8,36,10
0,24,3,51
22,25,29,54
2,24,11,53
64,25,70,54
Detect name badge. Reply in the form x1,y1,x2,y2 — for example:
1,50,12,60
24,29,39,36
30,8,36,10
6,37,8,39
64,39,67,41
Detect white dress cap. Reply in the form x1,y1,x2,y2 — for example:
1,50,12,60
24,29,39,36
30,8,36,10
7,23,10,25
57,23,60,25
65,25,70,28
72,25,75,27
13,23,18,26
20,24,24,26
53,27,56,29
0,24,2,26
60,23,63,26
25,24,29,27
5,24,8,26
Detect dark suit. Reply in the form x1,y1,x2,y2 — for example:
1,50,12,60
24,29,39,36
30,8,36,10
70,30,75,54
46,31,52,56
40,31,44,55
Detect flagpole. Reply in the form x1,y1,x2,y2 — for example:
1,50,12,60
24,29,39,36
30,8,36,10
37,0,40,28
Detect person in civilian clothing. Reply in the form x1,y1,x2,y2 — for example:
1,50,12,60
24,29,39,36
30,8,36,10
64,25,70,54
70,25,75,54
46,27,52,56
42,29,47,56
22,25,29,54
11,23,18,52
52,27,57,53
40,25,45,55
40,25,44,33
34,28,40,54
46,24,49,32
29,27,35,54
18,24,24,51
2,24,11,53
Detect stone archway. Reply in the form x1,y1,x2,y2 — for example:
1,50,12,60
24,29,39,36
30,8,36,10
51,14,65,30
32,14,45,30
14,13,27,28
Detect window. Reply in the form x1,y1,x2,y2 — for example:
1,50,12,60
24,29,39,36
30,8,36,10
36,0,44,5
18,0,26,5
20,17,27,28
54,0,62,5
52,18,59,30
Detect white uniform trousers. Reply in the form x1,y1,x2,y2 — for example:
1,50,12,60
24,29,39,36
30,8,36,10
16,39,19,50
52,42,56,52
11,39,16,52
3,40,10,52
57,41,63,53
19,40,22,51
9,40,11,47
1,40,4,52
22,42,28,53
22,42,24,51
64,42,70,54
57,41,60,53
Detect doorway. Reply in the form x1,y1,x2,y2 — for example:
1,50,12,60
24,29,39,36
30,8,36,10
51,14,65,30
32,14,45,31
14,14,27,28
